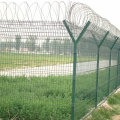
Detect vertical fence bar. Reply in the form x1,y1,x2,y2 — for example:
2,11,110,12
63,20,90,120
108,49,112,95
72,42,77,120
71,21,90,120
107,37,119,94
115,51,119,89
63,20,76,120
95,31,109,107
95,47,100,107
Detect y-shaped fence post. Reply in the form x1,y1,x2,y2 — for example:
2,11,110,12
107,37,119,95
63,20,90,120
95,31,109,108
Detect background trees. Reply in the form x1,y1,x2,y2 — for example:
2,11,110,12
42,38,73,55
26,35,37,52
15,35,21,51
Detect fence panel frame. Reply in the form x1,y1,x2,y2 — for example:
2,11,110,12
107,37,119,95
94,31,109,107
63,20,90,120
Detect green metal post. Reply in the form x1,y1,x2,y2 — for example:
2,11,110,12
108,49,112,95
95,47,100,107
95,31,109,108
72,42,77,120
63,21,75,43
107,37,119,95
63,20,90,120
76,21,91,44
91,33,98,46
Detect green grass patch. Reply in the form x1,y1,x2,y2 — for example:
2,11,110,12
0,52,97,70
0,66,118,120
108,93,120,105
88,92,120,120
88,107,114,120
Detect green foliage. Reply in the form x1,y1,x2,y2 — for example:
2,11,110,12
0,42,15,51
0,52,97,70
108,93,120,105
90,107,114,120
88,93,120,120
42,38,50,52
0,67,118,120
0,76,72,120
26,35,37,51
15,35,21,51
42,38,73,55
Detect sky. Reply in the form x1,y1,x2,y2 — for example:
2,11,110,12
0,0,120,30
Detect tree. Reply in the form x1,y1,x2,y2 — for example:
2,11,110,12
26,35,37,52
42,38,50,52
36,45,41,52
50,39,62,55
0,41,15,52
62,39,73,55
15,35,21,51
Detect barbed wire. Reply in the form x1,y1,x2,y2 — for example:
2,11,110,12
68,2,120,37
0,1,119,38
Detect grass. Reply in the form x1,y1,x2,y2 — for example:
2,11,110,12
0,66,118,120
0,76,72,120
0,52,97,70
87,92,120,120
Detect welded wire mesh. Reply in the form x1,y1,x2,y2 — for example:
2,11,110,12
0,20,74,120
75,30,97,120
0,1,120,120
64,19,120,119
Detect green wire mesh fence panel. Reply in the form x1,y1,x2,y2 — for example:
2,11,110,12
98,45,109,102
113,40,120,87
65,21,99,120
118,50,120,86
110,49,118,92
64,20,120,120
75,28,97,120
0,21,73,120
63,20,92,120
